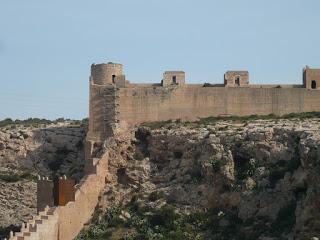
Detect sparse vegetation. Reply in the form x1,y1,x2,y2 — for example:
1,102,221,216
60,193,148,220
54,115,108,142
271,201,296,235
234,156,258,181
148,191,165,202
209,156,225,172
140,112,320,130
0,117,89,128
76,203,290,240
141,120,174,130
76,204,208,240
0,171,36,182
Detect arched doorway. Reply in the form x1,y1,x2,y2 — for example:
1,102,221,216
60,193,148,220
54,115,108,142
311,80,317,89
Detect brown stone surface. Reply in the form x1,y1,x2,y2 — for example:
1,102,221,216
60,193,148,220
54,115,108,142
91,62,123,85
117,86,320,125
224,70,249,87
303,66,320,90
37,179,54,212
162,71,185,86
87,63,320,141
53,178,75,206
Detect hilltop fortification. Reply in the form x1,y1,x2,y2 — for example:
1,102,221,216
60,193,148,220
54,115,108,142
87,63,320,143
6,63,320,240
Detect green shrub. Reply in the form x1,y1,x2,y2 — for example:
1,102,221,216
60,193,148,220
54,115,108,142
271,201,296,235
0,171,36,182
138,112,320,130
209,156,225,172
234,157,258,181
149,205,179,230
75,206,122,240
148,191,165,202
141,120,173,130
269,168,286,187
186,167,203,183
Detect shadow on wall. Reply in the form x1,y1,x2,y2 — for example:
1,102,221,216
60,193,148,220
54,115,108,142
24,125,86,180
0,225,20,240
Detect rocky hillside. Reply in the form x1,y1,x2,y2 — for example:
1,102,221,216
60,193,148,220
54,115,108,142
77,117,320,240
0,121,85,238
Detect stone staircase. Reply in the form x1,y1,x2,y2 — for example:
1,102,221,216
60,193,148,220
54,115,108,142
8,206,58,240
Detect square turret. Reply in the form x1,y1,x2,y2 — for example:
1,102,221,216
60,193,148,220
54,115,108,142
303,66,320,90
224,71,249,87
162,71,185,86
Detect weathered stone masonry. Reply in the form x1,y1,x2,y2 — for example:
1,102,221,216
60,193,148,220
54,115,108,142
7,62,320,240
87,63,320,142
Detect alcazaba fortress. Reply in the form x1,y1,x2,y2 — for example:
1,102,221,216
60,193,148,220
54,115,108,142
7,63,320,240
87,63,320,142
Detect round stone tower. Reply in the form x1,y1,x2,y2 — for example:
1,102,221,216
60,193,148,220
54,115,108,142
91,62,123,85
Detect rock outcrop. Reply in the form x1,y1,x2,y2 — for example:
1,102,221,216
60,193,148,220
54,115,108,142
0,122,85,237
82,118,320,240
2,117,320,240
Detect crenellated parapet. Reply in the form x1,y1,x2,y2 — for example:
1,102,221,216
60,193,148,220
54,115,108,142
303,65,320,90
8,151,109,240
224,71,249,87
8,205,58,240
86,62,320,137
37,175,75,213
162,71,185,86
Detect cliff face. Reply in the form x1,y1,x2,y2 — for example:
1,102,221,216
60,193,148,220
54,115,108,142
78,118,320,240
1,118,320,240
0,122,85,236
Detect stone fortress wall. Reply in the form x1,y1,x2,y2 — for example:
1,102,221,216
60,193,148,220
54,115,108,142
87,63,320,141
7,62,320,240
8,153,109,240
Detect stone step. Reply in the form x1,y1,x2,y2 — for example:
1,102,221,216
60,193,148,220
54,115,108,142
35,220,42,225
28,223,37,232
47,207,56,215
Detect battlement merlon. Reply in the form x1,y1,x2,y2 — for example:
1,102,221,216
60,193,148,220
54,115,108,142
303,65,320,90
224,71,249,87
162,71,186,86
90,62,320,90
86,62,320,160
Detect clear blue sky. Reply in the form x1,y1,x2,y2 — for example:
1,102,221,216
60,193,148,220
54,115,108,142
0,0,319,120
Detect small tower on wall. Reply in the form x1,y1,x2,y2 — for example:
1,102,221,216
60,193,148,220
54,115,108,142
303,66,320,90
162,71,185,86
224,71,249,87
86,62,125,160
90,62,126,87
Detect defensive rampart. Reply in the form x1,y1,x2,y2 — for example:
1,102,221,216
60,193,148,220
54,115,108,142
116,85,320,125
7,62,320,240
8,154,108,240
87,63,320,142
